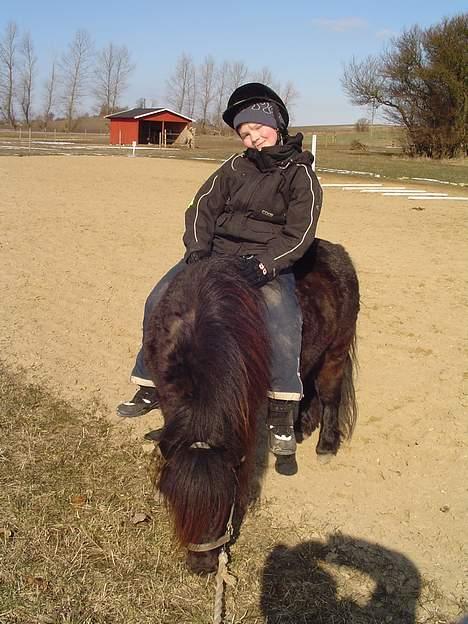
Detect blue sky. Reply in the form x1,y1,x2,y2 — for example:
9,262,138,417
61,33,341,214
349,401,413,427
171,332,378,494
1,0,466,124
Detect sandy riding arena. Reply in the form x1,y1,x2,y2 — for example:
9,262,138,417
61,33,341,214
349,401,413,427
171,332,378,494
1,155,466,617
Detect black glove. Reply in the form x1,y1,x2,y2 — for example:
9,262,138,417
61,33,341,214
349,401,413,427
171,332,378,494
186,251,210,265
239,255,274,288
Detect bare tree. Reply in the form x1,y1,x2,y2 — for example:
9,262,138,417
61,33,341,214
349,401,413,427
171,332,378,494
341,56,384,125
59,29,94,131
280,81,299,109
213,60,230,130
197,55,216,128
166,52,195,115
251,66,274,86
355,117,370,132
277,80,300,124
186,62,196,118
94,43,134,115
18,32,36,126
43,59,57,128
228,61,248,92
0,21,19,127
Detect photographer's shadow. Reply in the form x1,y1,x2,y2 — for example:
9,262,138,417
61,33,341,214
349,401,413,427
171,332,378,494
261,533,421,623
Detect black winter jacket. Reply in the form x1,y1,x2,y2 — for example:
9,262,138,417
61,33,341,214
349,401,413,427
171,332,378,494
183,134,323,275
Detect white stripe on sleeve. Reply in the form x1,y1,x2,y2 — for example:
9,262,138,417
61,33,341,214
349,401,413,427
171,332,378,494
273,164,318,262
192,154,239,243
193,175,218,243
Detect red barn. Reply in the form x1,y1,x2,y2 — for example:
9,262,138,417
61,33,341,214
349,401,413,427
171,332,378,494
106,108,194,145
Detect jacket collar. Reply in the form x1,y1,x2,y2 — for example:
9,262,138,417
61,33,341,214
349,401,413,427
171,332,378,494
244,133,306,172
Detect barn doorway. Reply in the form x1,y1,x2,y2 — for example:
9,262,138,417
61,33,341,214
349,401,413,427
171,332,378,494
139,121,162,145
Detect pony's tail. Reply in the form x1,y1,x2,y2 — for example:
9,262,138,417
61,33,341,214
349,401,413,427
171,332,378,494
158,447,238,547
338,333,358,440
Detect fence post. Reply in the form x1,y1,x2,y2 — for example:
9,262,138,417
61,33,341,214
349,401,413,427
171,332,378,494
311,134,317,171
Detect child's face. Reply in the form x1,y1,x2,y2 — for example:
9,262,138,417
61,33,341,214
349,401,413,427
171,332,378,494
237,123,278,150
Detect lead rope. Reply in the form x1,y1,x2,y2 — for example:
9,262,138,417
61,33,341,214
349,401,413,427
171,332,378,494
212,497,237,624
186,445,240,624
213,547,237,624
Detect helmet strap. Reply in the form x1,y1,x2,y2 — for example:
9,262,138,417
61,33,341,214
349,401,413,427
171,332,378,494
271,103,288,140
278,128,289,145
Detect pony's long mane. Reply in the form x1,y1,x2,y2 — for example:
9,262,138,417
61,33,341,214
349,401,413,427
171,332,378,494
144,257,270,545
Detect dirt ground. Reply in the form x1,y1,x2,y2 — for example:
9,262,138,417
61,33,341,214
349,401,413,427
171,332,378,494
0,155,466,612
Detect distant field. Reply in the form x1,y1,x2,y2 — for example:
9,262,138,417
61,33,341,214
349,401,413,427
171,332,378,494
0,124,466,185
294,123,403,149
195,127,468,186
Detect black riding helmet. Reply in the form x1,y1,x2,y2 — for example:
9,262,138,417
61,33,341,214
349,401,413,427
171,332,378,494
222,82,289,137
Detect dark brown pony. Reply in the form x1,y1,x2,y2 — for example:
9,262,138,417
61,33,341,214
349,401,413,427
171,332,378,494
144,238,359,572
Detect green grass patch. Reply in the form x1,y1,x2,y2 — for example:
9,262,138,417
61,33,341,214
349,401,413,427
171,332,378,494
0,363,463,623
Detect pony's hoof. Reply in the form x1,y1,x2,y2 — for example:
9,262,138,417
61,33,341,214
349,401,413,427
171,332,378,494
294,430,311,444
316,453,333,465
275,455,298,476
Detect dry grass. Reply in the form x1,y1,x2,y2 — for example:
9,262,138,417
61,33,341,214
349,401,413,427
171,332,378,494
1,124,466,186
0,362,463,624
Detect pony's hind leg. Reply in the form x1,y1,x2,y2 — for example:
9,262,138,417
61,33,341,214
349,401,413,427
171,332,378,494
296,375,321,442
315,344,354,459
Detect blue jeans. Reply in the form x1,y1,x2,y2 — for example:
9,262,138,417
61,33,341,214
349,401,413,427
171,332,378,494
131,260,303,400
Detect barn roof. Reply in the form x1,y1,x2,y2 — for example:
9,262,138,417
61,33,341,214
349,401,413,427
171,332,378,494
105,107,194,121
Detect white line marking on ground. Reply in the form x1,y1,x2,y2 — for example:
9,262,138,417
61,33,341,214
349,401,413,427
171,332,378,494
408,196,468,201
322,181,464,201
321,183,383,187
359,188,408,193
342,187,387,191
318,167,465,187
382,192,448,196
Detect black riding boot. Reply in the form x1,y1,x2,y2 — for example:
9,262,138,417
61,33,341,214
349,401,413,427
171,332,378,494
267,399,298,456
